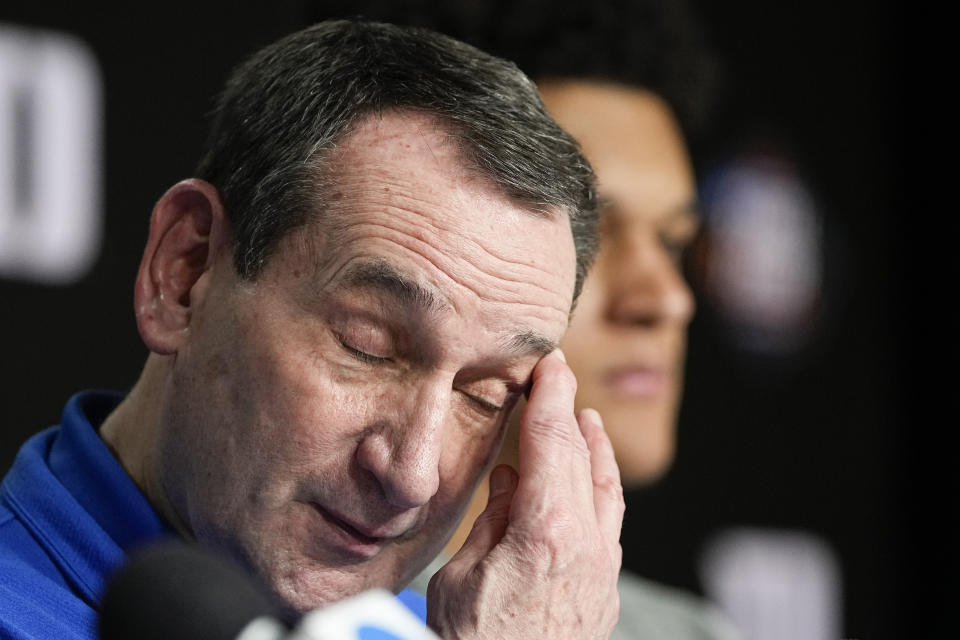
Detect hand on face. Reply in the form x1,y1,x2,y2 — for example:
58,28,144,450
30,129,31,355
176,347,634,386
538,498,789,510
427,350,623,640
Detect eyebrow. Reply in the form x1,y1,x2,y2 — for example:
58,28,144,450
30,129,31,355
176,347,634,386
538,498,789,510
504,330,558,357
336,259,558,358
337,259,449,312
597,194,702,221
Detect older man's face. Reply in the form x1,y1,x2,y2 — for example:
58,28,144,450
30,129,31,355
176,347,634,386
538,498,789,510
155,111,577,612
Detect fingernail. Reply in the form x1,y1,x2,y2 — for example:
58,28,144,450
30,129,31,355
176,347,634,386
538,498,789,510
489,466,512,496
582,408,603,429
554,348,566,362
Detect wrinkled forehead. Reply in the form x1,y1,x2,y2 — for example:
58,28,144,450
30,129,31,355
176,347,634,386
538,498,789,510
272,110,577,332
309,112,575,294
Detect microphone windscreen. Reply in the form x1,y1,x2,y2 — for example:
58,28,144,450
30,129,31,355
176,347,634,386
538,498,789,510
99,540,286,640
289,589,439,640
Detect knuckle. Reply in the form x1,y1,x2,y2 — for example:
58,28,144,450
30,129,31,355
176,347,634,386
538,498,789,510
594,472,624,504
525,414,577,446
585,419,613,448
426,567,453,601
522,505,583,563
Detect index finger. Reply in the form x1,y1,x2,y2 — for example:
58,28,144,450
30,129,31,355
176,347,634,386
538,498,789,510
515,349,586,481
579,408,625,544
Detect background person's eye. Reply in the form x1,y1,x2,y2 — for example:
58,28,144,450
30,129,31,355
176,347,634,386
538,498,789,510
659,231,695,264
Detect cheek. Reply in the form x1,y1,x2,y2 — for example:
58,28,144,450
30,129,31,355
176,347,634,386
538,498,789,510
437,412,509,503
182,332,353,482
604,404,677,485
251,354,371,471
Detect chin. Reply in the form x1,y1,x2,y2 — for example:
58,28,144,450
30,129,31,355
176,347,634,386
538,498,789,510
618,449,675,488
266,560,371,618
604,408,678,488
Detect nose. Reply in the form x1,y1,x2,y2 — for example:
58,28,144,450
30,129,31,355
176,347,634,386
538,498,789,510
355,380,447,509
605,221,695,328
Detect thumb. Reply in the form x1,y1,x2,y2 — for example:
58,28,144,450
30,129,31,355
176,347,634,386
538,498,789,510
448,465,518,569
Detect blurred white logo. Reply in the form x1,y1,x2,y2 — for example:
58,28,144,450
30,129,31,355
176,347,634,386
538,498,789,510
700,527,842,640
0,24,102,284
236,589,438,640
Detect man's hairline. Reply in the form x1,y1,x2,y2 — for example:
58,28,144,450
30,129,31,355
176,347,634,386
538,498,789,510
312,107,567,218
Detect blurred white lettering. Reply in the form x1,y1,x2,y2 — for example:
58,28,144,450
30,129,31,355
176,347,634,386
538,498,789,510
0,25,102,284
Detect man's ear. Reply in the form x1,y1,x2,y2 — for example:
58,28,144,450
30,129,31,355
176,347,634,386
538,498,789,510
134,179,230,355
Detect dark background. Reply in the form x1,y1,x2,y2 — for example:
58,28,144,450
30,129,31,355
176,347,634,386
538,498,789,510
0,2,921,638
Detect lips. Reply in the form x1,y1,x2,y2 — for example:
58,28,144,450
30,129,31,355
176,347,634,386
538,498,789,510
311,504,388,558
323,508,382,542
603,366,670,397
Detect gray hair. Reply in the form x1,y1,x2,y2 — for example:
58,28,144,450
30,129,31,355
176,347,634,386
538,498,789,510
195,19,597,300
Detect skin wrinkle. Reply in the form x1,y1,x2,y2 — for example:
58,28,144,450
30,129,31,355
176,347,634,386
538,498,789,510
333,259,558,361
325,122,573,305
322,247,567,344
293,187,569,318
309,227,569,340
335,221,568,310
322,294,486,396
338,259,451,313
333,180,568,283
384,197,562,279
274,224,566,350
340,162,556,245
317,290,534,413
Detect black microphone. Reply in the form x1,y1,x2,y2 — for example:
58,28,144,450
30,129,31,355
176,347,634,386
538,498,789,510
99,540,288,640
100,540,439,640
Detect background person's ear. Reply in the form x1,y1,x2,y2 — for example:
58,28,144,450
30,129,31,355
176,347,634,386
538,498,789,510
133,179,230,355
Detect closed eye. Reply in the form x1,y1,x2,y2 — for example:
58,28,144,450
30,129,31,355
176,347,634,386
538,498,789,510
336,335,390,364
466,394,503,414
461,387,523,416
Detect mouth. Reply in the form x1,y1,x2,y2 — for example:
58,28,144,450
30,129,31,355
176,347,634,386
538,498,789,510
310,504,388,558
603,366,670,397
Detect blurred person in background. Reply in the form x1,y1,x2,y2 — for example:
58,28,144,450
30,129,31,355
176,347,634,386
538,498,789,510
306,1,741,637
